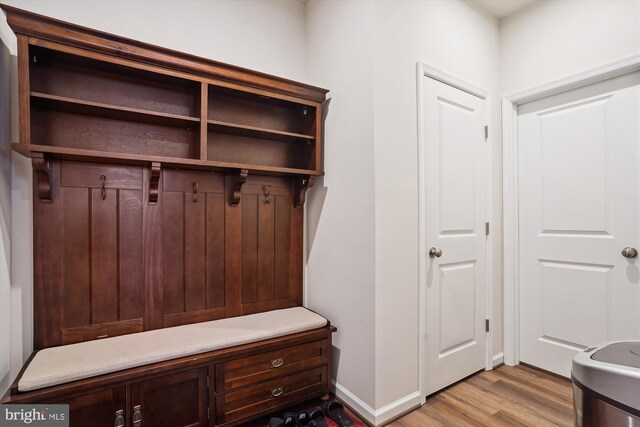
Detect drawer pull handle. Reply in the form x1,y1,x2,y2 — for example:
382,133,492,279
271,358,284,368
271,387,284,397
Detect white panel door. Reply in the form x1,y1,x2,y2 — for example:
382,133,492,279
518,72,640,377
424,77,488,395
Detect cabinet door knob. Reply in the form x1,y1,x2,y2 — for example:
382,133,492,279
271,358,284,368
271,387,284,397
622,247,638,258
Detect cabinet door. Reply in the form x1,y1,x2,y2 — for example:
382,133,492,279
43,387,127,427
33,161,144,348
160,169,226,327
238,176,303,314
130,368,209,427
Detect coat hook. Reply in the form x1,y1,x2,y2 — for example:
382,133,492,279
100,175,106,200
263,185,272,204
193,181,199,203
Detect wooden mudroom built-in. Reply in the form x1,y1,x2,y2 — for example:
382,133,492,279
0,4,334,427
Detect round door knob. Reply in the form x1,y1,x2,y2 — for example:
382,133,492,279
621,247,638,258
429,247,442,258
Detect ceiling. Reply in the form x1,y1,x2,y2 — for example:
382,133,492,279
473,0,537,19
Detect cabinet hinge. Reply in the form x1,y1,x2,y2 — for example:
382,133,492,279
485,222,489,236
484,125,488,140
485,319,490,332
207,375,209,388
207,407,210,420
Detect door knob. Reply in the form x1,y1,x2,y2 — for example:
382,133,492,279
429,247,442,258
621,247,638,258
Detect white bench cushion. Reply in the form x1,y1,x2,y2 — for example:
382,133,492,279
19,307,327,392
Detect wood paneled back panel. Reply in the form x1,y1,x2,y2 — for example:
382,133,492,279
161,169,226,327
33,161,303,348
33,161,145,348
240,176,302,315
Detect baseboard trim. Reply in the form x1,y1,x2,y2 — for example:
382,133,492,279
333,381,376,425
374,391,422,426
493,352,504,368
332,381,422,426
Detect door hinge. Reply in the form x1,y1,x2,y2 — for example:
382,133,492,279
484,125,488,140
485,319,490,332
485,222,489,236
207,407,210,420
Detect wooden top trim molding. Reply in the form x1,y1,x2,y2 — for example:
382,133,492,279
0,4,329,102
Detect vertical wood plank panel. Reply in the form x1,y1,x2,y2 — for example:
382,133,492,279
225,175,242,317
91,188,118,324
119,189,144,320
241,194,258,304
34,162,63,349
61,186,91,329
274,195,291,299
289,197,304,306
258,198,275,301
163,191,185,314
143,167,164,330
184,192,206,312
206,193,225,308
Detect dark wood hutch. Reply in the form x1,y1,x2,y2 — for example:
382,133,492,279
0,4,334,427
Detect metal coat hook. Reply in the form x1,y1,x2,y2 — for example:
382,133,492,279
263,185,272,204
193,181,199,203
100,175,106,200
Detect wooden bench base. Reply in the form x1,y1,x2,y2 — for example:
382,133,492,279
2,326,336,427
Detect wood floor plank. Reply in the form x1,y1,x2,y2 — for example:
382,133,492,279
389,365,573,427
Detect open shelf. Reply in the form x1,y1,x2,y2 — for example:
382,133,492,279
208,85,316,136
30,44,200,118
207,120,314,144
13,143,322,176
31,92,200,129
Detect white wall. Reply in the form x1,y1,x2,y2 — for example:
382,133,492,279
305,0,501,423
0,0,307,80
0,0,309,397
370,0,501,413
305,0,378,413
0,36,13,396
500,0,640,95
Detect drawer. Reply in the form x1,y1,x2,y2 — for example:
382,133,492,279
215,339,328,391
216,366,328,425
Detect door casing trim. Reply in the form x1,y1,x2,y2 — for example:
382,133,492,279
416,62,492,402
502,54,640,367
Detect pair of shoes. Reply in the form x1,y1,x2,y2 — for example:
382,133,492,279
286,411,311,426
321,400,354,427
308,408,328,427
268,411,313,427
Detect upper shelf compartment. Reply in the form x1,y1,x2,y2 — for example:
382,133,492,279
208,86,316,140
29,44,201,119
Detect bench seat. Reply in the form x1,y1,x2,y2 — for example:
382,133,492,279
19,307,327,392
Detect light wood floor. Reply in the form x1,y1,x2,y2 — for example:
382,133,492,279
389,364,573,427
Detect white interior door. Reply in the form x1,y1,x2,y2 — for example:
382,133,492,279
518,72,640,377
423,77,488,395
